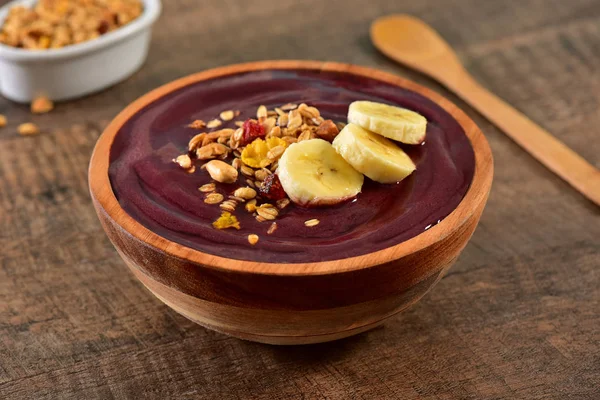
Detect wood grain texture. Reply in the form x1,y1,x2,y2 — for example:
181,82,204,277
371,14,600,206
89,61,492,344
0,0,599,398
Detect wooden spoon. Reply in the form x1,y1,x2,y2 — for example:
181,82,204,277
371,14,600,206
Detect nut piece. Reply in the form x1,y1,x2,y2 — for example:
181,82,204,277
276,198,290,210
248,234,259,245
280,103,298,111
256,105,268,119
267,145,285,161
233,187,257,200
18,123,40,136
207,119,222,129
254,169,270,181
205,160,238,183
199,183,216,192
315,119,340,142
188,133,207,151
188,120,206,129
173,154,192,169
245,199,257,213
305,219,320,227
219,110,235,121
220,199,238,212
267,222,278,235
204,192,224,204
240,165,255,177
31,96,53,114
0,114,6,128
256,204,278,221
287,110,303,130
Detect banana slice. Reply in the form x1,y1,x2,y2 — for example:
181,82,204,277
277,139,364,207
347,100,427,144
332,123,416,184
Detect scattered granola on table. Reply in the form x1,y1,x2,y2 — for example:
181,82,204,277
31,96,54,114
18,122,40,136
0,0,143,50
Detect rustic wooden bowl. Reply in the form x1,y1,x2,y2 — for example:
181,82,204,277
89,61,493,345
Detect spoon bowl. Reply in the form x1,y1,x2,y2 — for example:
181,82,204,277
371,14,600,206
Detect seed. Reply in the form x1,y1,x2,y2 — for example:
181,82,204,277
269,126,282,138
173,154,192,169
305,219,320,227
235,121,244,127
298,103,320,119
188,133,207,151
280,103,298,111
270,161,279,172
220,200,237,212
241,165,255,177
254,169,270,181
234,187,257,200
274,107,285,116
256,205,278,220
31,96,53,114
267,145,285,161
232,158,242,170
297,130,313,142
199,183,216,192
220,110,235,121
207,119,222,129
248,234,259,245
188,119,206,129
245,199,257,213
262,117,276,134
276,198,290,210
233,149,242,158
277,114,288,127
204,192,224,204
287,110,303,130
18,123,40,136
246,179,256,188
255,215,267,222
217,136,229,144
197,143,229,160
282,136,298,145
0,114,6,128
311,116,325,126
205,160,238,183
201,135,214,147
229,195,246,203
267,222,278,235
256,105,268,119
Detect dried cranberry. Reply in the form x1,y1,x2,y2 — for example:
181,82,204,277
240,119,266,146
259,174,287,200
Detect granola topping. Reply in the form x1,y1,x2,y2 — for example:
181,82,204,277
175,103,341,242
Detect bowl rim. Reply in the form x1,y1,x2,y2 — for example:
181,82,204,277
0,0,161,61
89,60,493,276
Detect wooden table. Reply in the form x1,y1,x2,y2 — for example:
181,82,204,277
1,1,599,398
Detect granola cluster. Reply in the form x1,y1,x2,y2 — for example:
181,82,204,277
0,0,143,49
173,103,342,241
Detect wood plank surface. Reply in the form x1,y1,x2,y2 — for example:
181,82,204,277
0,0,599,399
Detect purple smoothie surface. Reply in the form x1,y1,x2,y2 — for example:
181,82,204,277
108,69,475,263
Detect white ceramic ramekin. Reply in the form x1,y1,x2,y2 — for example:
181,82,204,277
0,0,161,103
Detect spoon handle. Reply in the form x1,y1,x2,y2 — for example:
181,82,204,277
448,73,600,206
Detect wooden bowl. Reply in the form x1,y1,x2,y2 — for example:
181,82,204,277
89,61,493,345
